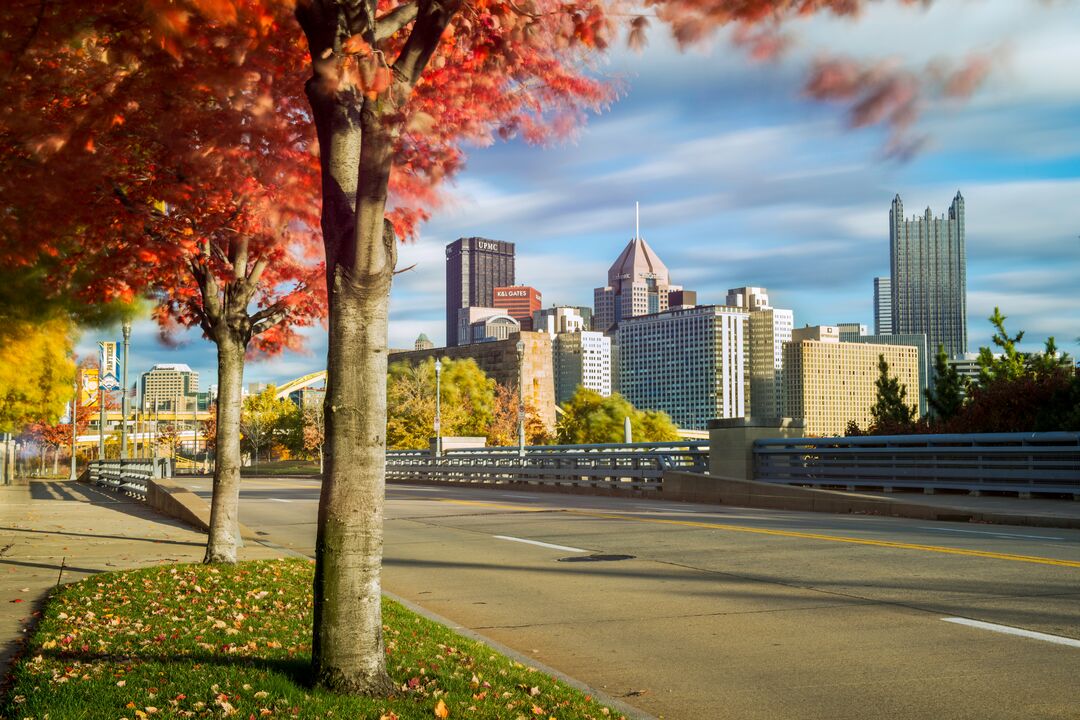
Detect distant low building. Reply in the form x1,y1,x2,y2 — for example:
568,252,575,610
414,333,434,351
836,323,868,342
141,364,201,412
470,313,520,343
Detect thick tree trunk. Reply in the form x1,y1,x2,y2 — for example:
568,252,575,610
204,335,245,563
311,96,396,694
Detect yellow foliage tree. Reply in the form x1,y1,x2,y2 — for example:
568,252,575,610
386,358,495,450
0,318,76,433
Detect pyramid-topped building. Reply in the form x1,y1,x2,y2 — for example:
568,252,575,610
593,206,681,333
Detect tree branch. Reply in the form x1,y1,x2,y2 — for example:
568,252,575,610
376,1,419,41
392,0,461,88
250,302,291,336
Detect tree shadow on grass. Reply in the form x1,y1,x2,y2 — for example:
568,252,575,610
37,647,315,687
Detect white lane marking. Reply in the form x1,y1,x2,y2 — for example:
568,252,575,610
493,535,587,553
269,498,292,503
636,505,700,514
942,618,1080,648
917,526,1063,541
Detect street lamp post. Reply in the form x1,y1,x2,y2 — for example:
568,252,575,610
434,359,442,457
516,339,526,458
120,320,131,459
69,379,78,480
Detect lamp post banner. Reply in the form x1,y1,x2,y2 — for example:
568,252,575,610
81,369,100,407
99,341,121,391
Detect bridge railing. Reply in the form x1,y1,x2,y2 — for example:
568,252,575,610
385,441,709,490
753,432,1080,495
88,458,172,498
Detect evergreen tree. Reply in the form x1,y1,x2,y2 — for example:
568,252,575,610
924,344,967,423
870,354,916,431
977,307,1026,384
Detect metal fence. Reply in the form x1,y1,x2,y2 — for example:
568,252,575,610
753,432,1080,495
88,458,171,498
385,441,709,490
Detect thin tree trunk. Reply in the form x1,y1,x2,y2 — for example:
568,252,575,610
311,97,396,695
204,335,245,563
52,447,59,476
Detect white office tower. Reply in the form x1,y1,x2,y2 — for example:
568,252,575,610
553,331,612,404
617,305,748,430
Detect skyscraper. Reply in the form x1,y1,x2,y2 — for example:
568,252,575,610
445,237,515,346
873,277,893,335
617,305,747,430
593,205,681,333
890,192,967,357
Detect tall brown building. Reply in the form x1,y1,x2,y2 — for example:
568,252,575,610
493,286,541,331
445,237,515,346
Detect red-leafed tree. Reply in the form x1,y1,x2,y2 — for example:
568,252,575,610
3,0,1007,697
1,2,326,562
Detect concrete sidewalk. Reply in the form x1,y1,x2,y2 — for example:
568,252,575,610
0,480,283,680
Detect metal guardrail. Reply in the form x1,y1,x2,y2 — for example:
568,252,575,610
89,458,172,498
385,441,710,490
753,432,1080,496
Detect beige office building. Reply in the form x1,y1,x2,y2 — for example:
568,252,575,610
783,329,920,437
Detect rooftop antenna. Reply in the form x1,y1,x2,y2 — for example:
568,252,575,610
635,201,640,241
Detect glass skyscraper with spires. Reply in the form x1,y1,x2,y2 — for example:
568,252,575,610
889,191,967,358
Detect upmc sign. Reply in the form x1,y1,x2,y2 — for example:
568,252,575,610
477,240,500,252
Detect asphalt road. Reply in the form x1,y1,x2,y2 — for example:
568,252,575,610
179,477,1080,720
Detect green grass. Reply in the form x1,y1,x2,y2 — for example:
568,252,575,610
4,559,625,720
240,460,320,477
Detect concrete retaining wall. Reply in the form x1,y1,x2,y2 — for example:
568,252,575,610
662,470,1080,529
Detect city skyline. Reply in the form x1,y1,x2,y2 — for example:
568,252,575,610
75,1,1080,386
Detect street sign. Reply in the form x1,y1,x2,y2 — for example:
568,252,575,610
99,341,121,391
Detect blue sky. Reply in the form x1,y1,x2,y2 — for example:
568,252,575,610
79,0,1080,389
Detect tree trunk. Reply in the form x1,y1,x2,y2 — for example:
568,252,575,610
311,96,396,695
52,447,59,476
204,335,245,563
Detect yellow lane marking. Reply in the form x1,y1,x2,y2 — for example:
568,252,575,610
565,510,1080,569
433,499,1080,569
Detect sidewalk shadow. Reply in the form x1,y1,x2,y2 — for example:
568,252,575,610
26,480,206,537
